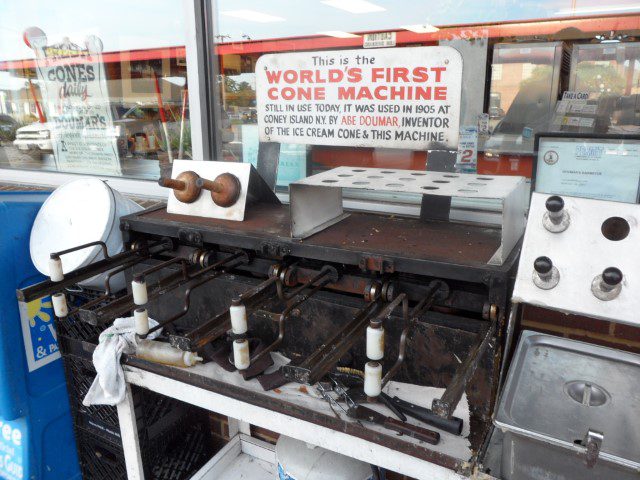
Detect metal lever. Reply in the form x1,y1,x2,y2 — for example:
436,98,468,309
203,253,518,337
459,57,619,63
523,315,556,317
250,265,338,366
581,429,604,469
141,251,249,338
432,317,497,419
381,281,445,388
17,238,171,303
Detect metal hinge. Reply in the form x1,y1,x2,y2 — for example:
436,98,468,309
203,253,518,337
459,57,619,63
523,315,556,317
178,228,203,247
580,429,604,469
359,255,394,273
259,242,291,258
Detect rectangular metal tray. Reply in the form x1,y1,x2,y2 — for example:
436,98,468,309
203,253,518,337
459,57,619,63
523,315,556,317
495,331,640,474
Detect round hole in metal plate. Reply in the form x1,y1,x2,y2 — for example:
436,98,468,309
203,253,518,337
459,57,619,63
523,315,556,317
422,186,439,190
381,170,396,174
410,172,426,176
601,217,630,241
386,183,404,187
468,182,487,186
367,175,383,179
353,181,370,185
565,380,609,407
433,180,450,184
398,178,416,181
477,177,493,180
458,189,478,193
322,179,338,183
443,174,459,178
337,174,353,177
352,169,366,172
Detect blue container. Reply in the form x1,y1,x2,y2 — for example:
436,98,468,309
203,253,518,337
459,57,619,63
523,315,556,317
0,192,80,480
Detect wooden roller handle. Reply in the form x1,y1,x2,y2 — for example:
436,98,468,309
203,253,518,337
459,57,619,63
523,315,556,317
158,177,186,191
196,177,223,193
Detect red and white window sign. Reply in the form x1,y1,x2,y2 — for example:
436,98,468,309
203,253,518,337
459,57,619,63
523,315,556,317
256,46,463,150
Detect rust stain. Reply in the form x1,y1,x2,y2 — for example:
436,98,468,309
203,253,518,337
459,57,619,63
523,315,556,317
273,388,282,394
298,385,308,394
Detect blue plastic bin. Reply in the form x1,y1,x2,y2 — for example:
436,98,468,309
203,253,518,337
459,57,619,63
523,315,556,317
0,192,80,480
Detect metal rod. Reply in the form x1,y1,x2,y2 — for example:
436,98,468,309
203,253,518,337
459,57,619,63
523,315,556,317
135,256,190,283
52,240,109,260
277,265,335,301
251,274,334,365
282,299,383,385
142,254,248,337
170,273,280,351
66,256,145,317
381,284,440,388
17,238,170,302
497,302,518,393
432,318,497,419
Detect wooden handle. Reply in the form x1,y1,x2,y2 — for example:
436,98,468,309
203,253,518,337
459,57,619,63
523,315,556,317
158,177,185,190
385,417,440,445
196,177,223,193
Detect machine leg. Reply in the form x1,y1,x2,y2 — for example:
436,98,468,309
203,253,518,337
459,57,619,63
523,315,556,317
117,384,145,480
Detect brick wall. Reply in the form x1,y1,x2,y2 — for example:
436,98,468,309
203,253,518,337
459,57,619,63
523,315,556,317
521,305,640,354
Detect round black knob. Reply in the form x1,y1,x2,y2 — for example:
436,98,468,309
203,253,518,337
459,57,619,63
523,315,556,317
602,267,623,287
546,196,564,213
534,256,553,275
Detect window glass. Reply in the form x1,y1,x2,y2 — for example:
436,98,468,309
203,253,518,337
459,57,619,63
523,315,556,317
0,0,190,179
212,1,640,190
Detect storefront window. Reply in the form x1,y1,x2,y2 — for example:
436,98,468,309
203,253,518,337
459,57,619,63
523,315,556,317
212,1,640,190
0,1,191,179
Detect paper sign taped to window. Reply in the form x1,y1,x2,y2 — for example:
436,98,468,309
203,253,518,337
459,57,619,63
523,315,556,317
255,46,462,150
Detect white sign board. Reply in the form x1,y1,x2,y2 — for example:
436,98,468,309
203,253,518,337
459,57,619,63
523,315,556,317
456,126,478,170
363,32,396,49
256,46,462,150
29,33,122,175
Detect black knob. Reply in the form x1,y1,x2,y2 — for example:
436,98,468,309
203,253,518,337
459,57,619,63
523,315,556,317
546,196,564,213
534,256,553,275
602,267,623,287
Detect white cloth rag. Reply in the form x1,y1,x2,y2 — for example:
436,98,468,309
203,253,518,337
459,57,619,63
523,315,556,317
83,316,161,406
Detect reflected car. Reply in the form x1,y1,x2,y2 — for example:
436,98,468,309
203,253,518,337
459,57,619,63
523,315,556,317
13,122,53,157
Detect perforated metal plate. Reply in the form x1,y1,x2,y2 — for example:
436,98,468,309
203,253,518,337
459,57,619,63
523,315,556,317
290,167,529,265
513,193,640,325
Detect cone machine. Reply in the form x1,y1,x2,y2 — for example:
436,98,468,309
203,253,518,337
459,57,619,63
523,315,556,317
17,160,538,476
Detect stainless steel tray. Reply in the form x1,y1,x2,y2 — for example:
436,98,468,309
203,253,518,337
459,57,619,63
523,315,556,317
495,331,640,473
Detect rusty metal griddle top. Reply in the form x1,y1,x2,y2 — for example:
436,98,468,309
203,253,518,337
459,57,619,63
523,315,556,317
132,204,503,269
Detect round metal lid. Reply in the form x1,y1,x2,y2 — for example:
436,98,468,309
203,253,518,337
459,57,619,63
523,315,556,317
30,178,116,276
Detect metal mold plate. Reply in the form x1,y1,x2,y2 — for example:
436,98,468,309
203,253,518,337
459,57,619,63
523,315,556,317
290,167,529,265
512,193,640,325
495,331,640,469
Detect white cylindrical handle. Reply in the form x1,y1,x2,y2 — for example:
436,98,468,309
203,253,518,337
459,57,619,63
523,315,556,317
230,303,248,335
364,361,382,397
134,308,149,336
233,339,250,371
366,325,385,361
49,257,64,282
52,292,68,317
132,277,148,305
